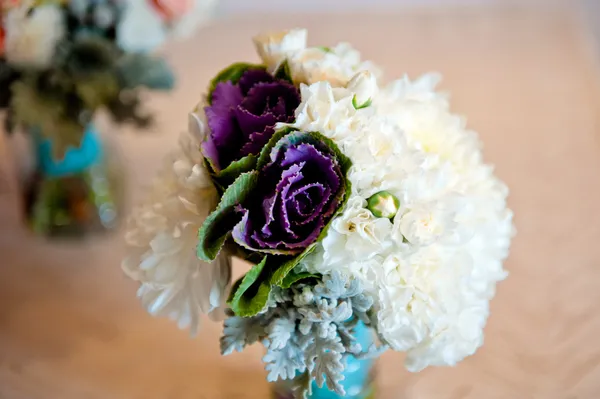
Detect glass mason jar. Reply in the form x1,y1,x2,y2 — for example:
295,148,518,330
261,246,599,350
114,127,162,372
271,322,378,399
23,124,123,238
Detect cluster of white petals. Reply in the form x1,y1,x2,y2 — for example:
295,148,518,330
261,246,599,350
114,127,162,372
3,1,66,68
256,30,514,371
122,116,230,335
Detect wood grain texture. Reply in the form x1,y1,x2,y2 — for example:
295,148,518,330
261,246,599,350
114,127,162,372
1,7,600,399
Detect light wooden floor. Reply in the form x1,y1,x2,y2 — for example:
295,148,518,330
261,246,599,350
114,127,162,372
1,6,600,399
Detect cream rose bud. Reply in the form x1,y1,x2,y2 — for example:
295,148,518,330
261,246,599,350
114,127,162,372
347,70,378,109
253,29,307,71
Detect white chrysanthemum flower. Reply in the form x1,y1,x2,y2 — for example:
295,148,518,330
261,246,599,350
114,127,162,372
4,2,65,68
122,116,231,335
254,29,382,86
297,69,514,371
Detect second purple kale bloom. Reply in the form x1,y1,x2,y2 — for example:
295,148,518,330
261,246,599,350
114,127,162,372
232,131,346,254
203,69,300,171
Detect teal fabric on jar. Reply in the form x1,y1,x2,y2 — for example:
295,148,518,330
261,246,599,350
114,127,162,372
310,321,375,399
34,125,103,177
273,321,376,399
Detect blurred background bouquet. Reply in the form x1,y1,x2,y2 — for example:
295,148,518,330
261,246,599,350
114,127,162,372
0,0,217,237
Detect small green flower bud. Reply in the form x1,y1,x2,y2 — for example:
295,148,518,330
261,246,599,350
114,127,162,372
367,191,400,219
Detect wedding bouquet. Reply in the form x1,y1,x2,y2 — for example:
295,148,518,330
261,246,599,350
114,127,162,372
123,29,514,397
0,0,216,158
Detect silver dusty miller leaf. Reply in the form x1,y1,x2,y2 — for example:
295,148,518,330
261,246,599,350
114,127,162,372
305,336,346,395
220,271,386,399
351,293,374,313
266,316,296,350
337,323,363,355
314,271,348,299
220,312,265,355
263,338,306,381
297,299,352,324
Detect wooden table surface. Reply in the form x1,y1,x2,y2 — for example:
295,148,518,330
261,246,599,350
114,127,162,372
1,6,600,399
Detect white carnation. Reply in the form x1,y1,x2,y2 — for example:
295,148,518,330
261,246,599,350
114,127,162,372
4,2,65,69
320,196,393,265
122,116,230,336
298,71,514,371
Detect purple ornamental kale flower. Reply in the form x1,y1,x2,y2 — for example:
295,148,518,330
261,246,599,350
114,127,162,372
203,69,301,171
232,131,346,254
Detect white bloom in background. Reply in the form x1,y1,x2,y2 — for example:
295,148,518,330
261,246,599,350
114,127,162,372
117,0,217,52
165,0,219,39
3,2,65,68
117,0,167,52
122,117,231,335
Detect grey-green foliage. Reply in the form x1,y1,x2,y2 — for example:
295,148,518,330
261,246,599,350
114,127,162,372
116,54,175,91
220,271,388,398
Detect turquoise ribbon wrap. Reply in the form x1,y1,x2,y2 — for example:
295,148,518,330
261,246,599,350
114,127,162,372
34,125,103,177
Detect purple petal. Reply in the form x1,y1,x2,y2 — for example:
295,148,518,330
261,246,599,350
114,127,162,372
238,69,274,95
252,220,323,250
210,81,243,113
232,208,253,249
286,183,330,225
261,163,304,239
201,135,220,171
239,126,277,157
203,82,244,170
260,195,277,238
277,169,303,239
265,96,287,117
281,144,341,215
243,82,300,117
233,106,279,138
